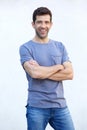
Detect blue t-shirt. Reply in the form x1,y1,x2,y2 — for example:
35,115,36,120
19,39,70,108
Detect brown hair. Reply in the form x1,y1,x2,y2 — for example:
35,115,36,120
32,7,52,23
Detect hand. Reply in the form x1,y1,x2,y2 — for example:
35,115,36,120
60,64,64,70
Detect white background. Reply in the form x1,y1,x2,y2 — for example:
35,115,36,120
0,0,87,130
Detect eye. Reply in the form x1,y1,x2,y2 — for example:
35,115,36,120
45,21,50,24
36,21,42,24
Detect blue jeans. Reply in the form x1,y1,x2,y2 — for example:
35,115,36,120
26,105,75,130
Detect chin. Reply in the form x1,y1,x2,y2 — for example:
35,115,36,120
40,34,48,39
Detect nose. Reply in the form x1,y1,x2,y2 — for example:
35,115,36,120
41,22,46,28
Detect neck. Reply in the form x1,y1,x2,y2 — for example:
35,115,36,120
32,36,49,44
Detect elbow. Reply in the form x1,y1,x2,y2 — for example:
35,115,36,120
68,72,74,80
69,74,73,80
31,71,43,79
67,68,74,80
30,72,40,79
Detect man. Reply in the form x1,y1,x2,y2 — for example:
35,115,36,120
19,7,75,130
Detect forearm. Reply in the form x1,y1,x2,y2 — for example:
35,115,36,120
48,62,73,81
48,68,73,81
32,65,63,79
23,60,64,79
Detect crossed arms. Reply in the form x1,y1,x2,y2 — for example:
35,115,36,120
23,59,73,81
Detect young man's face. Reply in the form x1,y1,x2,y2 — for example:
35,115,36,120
32,15,52,39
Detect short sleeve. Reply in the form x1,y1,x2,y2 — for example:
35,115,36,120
62,44,70,63
57,42,70,64
19,45,33,65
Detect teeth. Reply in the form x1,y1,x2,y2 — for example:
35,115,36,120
40,30,46,32
41,29,45,31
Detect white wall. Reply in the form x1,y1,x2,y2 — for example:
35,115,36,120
0,0,87,130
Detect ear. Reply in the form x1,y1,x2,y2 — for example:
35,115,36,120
32,22,35,28
49,22,53,29
50,22,53,28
